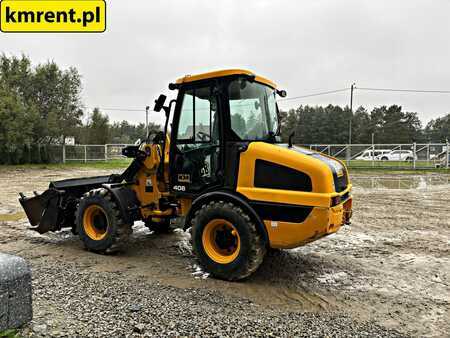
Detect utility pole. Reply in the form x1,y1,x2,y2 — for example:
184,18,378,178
348,83,355,145
371,132,375,166
145,106,150,138
346,83,355,164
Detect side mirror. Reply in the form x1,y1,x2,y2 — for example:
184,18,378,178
277,89,287,98
154,94,167,112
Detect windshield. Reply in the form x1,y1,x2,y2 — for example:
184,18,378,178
228,79,279,141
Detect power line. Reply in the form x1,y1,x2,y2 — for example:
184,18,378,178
88,86,450,111
357,87,450,94
277,88,350,102
89,89,351,111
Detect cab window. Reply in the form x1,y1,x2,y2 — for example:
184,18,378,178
177,87,218,144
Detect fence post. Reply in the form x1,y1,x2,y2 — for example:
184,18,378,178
62,144,66,164
346,145,350,165
372,144,375,167
446,142,449,169
413,142,416,169
104,144,108,161
84,145,87,163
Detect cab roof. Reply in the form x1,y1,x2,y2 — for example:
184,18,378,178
175,69,277,89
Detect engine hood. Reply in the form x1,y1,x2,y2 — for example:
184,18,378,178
236,142,349,194
275,144,348,192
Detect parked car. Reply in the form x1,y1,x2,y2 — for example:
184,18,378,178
376,150,417,161
434,152,450,168
355,149,391,161
430,148,448,160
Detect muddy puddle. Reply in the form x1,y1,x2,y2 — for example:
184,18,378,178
352,174,450,189
0,211,25,221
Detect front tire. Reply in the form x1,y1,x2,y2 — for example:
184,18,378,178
190,201,266,281
75,188,132,253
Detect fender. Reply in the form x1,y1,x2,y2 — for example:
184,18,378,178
184,190,269,244
101,184,140,225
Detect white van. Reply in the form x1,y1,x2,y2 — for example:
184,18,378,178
355,149,391,161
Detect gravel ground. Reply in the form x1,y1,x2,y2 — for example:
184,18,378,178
1,167,449,337
19,259,403,338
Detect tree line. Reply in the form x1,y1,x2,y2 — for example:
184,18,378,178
0,54,159,164
75,108,159,145
0,54,449,164
280,105,449,144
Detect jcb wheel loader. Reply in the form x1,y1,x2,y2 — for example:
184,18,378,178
19,69,353,281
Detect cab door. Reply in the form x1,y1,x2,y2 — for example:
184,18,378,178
170,84,222,195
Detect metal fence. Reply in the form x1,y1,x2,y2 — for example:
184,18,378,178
60,142,450,169
63,144,133,162
306,143,449,169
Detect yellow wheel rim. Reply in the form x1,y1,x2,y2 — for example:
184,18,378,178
83,205,109,240
202,219,241,264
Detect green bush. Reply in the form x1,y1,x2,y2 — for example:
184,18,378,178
0,144,56,164
0,329,19,338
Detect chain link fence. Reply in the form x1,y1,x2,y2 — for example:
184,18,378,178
56,143,450,169
307,143,449,169
63,144,132,162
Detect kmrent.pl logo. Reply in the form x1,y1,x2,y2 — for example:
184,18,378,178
0,0,106,32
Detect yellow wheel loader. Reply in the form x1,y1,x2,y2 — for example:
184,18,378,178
19,69,353,281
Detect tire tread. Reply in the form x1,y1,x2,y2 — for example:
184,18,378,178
75,188,131,254
190,200,266,281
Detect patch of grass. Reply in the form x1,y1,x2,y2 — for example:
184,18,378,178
0,329,19,338
0,159,132,171
347,159,440,168
349,167,450,175
346,160,450,174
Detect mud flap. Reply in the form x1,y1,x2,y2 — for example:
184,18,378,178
19,189,63,234
343,198,352,225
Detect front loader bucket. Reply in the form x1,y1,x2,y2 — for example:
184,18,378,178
18,175,114,234
19,189,62,234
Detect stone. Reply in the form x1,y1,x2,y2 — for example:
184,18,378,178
0,253,32,331
133,323,145,333
129,304,142,312
32,323,48,334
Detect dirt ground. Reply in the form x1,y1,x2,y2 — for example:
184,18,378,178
0,167,449,337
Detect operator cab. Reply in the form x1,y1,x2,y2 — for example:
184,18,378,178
156,69,286,196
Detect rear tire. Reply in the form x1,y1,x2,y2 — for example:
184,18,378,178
75,188,132,253
190,200,266,281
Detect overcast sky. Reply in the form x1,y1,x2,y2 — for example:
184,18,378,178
1,0,449,126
